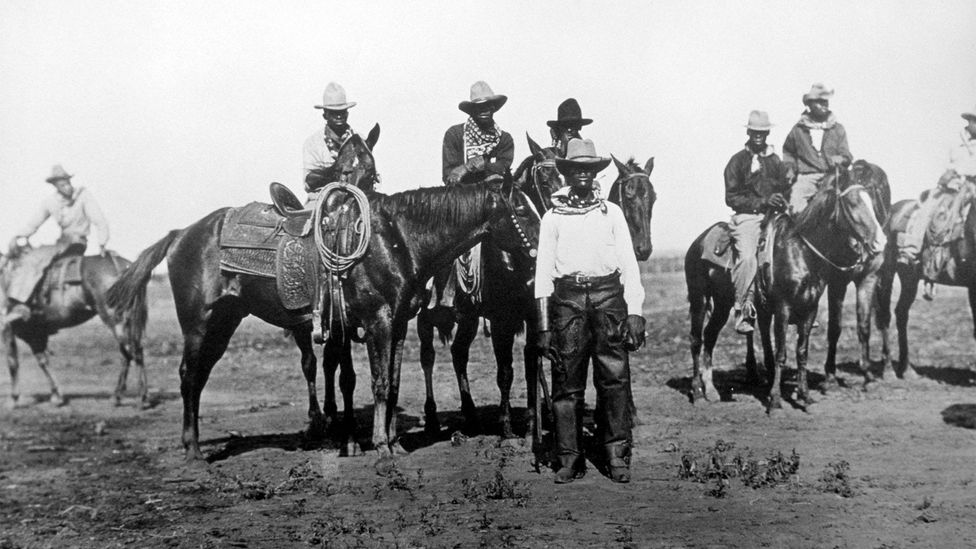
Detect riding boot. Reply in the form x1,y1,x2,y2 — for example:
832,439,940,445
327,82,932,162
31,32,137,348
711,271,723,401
605,442,631,483
553,395,585,484
1,301,31,326
734,300,756,335
221,275,242,299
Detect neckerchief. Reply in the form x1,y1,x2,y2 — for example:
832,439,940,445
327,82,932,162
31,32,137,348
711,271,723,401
324,125,353,156
550,187,607,215
745,143,775,173
463,117,501,160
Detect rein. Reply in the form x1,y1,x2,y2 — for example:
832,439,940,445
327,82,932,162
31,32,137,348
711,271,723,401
798,183,868,272
612,172,649,204
529,159,557,213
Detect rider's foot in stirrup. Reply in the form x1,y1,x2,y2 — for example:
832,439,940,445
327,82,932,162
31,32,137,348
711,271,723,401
734,302,756,335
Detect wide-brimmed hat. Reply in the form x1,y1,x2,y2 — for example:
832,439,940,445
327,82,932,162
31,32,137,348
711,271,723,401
458,81,507,115
802,83,834,104
962,105,976,121
547,98,593,129
555,138,611,174
745,110,773,131
314,82,356,111
45,164,73,184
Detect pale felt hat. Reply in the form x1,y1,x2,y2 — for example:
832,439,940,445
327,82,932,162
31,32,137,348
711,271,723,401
45,164,73,184
314,82,356,111
802,83,834,104
458,81,508,115
961,105,976,121
555,138,611,174
745,110,773,131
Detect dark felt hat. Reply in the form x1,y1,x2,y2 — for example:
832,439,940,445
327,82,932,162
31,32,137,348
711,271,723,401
547,98,593,129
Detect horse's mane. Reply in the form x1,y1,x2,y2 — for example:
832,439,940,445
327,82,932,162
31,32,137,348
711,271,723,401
850,159,891,222
374,184,492,228
512,155,535,181
793,185,838,235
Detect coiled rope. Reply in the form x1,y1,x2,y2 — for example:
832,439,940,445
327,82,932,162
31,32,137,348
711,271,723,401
312,181,371,271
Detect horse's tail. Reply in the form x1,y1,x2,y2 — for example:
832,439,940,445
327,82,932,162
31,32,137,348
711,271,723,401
106,229,181,312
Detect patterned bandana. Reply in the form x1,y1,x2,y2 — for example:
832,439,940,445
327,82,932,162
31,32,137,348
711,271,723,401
462,117,502,160
550,187,607,215
324,126,353,156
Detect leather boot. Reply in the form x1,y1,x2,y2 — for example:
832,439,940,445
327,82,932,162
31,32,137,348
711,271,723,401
1,302,31,327
554,454,586,484
606,442,631,483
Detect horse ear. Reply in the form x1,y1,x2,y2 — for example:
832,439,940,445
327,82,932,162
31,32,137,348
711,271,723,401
644,157,655,175
526,133,545,161
611,154,629,175
365,123,380,151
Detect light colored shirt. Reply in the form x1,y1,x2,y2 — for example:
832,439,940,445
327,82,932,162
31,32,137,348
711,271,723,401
949,130,976,177
302,126,354,176
534,201,645,315
18,187,109,247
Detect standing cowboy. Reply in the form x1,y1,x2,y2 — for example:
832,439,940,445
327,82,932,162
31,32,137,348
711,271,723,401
442,81,514,186
2,165,109,326
897,105,976,266
303,82,359,196
535,138,646,484
437,81,514,307
783,83,853,214
725,111,791,334
547,98,592,158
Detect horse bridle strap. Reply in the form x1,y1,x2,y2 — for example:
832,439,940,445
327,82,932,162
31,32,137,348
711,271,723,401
798,234,860,272
614,172,649,203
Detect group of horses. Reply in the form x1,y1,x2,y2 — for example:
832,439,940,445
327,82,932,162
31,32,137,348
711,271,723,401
4,135,969,464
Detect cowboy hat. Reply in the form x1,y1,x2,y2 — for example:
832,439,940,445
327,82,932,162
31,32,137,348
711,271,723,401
314,82,357,111
745,110,773,131
961,105,976,121
802,83,834,104
555,138,611,174
547,98,593,129
458,81,507,115
45,164,73,184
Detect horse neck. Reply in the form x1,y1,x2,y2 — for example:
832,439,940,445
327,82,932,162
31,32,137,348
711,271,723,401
379,185,498,276
789,196,861,273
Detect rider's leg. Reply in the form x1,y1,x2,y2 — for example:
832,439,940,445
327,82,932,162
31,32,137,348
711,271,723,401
730,213,762,334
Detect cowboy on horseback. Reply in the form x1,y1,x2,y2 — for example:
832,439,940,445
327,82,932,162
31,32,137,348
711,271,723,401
303,82,360,198
547,98,592,158
783,83,853,214
2,165,109,327
437,81,515,307
725,111,792,334
535,138,646,484
897,105,976,268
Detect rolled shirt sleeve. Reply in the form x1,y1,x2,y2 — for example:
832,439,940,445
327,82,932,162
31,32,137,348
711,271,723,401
533,212,558,300
16,198,54,239
611,207,645,315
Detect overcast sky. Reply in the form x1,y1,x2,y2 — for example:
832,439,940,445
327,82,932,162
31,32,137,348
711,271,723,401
2,0,975,258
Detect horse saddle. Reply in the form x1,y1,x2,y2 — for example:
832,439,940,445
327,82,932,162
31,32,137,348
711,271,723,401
701,216,781,272
38,255,84,299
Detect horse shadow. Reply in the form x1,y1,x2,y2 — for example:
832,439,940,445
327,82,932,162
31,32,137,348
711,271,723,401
667,365,830,411
20,390,180,409
941,403,976,429
834,360,976,387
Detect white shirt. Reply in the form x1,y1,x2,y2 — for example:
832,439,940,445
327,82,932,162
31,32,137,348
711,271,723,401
949,130,976,177
18,187,109,246
302,126,354,176
534,201,645,315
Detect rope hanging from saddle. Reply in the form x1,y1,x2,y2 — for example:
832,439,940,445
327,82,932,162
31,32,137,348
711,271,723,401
311,181,371,344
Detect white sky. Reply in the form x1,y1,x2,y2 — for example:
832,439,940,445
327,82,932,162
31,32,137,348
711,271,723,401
2,0,975,258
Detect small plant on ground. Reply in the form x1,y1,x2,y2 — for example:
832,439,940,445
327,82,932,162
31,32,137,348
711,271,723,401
818,460,855,498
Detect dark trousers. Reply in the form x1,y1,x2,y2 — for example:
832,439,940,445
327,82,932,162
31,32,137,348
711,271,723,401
549,272,632,467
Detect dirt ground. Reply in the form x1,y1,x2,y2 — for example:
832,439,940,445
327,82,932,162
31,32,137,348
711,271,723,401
2,267,976,549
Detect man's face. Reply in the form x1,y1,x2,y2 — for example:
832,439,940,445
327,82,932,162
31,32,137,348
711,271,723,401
471,104,495,127
53,179,74,198
807,99,830,120
747,129,769,150
565,166,595,194
551,125,582,152
323,109,349,133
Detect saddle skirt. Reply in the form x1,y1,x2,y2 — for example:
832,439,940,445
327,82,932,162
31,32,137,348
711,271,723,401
701,217,780,273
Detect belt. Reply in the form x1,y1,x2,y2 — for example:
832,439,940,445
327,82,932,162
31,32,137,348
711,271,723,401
556,271,620,287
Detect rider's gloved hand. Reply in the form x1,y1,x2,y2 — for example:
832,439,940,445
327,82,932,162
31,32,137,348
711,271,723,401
828,155,849,168
465,155,487,173
623,315,646,352
764,193,788,211
446,165,468,186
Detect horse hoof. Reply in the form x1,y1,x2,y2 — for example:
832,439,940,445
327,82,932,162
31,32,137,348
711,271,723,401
900,366,921,381
374,454,397,475
704,385,721,402
390,442,409,456
139,398,153,411
184,450,207,465
50,394,65,407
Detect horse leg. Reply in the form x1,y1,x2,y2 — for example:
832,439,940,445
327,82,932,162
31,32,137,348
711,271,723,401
489,318,517,439
522,321,541,441
855,270,880,384
768,305,789,414
337,335,358,453
294,325,325,439
894,264,920,379
179,306,244,463
874,255,895,378
688,285,707,403
387,327,408,455
32,349,64,407
757,306,775,383
416,311,440,435
823,279,845,390
4,328,23,409
794,316,815,410
700,296,731,401
450,313,481,434
365,313,394,456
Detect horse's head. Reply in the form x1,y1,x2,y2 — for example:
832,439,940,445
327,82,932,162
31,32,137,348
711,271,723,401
334,123,380,192
486,172,541,261
799,170,887,264
513,133,561,213
610,155,657,261
849,159,891,224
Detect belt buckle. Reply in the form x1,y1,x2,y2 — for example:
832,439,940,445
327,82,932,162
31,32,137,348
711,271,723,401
574,274,589,285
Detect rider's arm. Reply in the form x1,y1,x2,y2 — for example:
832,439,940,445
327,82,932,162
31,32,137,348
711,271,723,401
724,153,763,214
483,132,515,176
16,195,54,239
80,189,110,248
611,205,645,316
442,125,465,184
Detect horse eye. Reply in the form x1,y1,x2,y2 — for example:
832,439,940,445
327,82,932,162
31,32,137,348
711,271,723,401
515,206,528,216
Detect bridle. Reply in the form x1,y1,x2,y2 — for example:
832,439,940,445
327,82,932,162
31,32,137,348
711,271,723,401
498,185,538,258
798,183,875,272
529,158,558,213
612,171,651,205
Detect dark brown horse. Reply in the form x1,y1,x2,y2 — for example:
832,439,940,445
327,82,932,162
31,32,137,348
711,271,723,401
2,252,148,408
686,169,885,411
415,143,657,439
107,178,539,462
875,190,976,379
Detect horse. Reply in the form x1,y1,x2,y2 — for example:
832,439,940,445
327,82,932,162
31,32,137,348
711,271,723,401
415,138,657,440
686,169,885,411
875,186,976,379
106,175,539,462
415,134,559,439
2,252,148,409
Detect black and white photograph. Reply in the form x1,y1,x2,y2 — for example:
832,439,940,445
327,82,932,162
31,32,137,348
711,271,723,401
2,1,975,547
